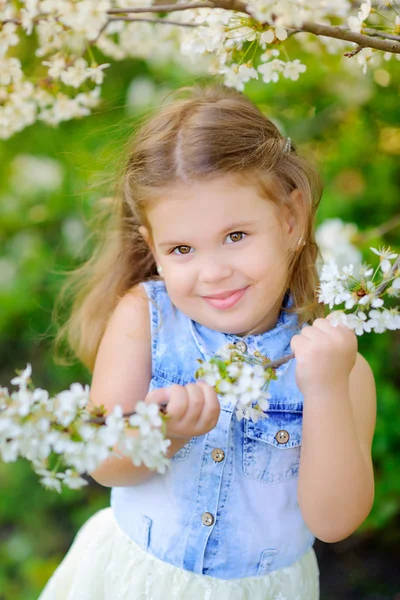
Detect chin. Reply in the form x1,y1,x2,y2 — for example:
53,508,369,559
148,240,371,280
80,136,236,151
209,318,252,336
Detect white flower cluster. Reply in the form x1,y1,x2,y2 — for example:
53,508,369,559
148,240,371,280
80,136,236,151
0,364,170,492
195,344,274,423
318,246,400,335
1,1,400,136
0,0,110,138
247,0,352,27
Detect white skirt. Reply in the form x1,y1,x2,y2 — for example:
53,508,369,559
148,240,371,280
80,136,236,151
38,507,319,600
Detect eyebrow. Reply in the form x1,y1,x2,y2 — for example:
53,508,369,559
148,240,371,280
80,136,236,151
158,220,258,248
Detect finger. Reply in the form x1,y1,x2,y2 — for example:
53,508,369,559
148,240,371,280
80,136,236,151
290,333,311,352
164,384,189,422
300,324,331,340
314,316,351,340
145,387,170,405
196,381,220,430
182,383,205,426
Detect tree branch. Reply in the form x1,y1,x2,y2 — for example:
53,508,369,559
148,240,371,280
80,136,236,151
296,21,400,53
108,16,199,27
364,27,400,42
105,5,400,54
3,5,400,55
356,213,400,242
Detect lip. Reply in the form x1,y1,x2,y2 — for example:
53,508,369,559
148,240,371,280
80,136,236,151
203,286,248,309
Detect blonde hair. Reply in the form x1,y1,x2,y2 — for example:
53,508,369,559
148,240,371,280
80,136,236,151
54,84,325,372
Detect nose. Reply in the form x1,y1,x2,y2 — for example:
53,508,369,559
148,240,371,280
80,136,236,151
198,257,233,284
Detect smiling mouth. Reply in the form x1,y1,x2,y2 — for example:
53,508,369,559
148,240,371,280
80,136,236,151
203,287,249,309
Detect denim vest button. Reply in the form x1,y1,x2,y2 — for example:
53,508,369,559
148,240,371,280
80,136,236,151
234,340,247,353
202,512,215,526
275,430,290,444
211,448,225,462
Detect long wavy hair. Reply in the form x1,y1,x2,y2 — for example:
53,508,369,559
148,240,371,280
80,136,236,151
54,84,325,372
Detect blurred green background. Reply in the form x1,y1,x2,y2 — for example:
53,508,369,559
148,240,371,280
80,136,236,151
0,34,399,600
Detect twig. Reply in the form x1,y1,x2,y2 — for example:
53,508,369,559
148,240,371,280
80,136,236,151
108,16,199,26
87,402,169,423
107,2,217,14
356,213,400,242
107,1,248,15
363,27,400,42
344,45,363,57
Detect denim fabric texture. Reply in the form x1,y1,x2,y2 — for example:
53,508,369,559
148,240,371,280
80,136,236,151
111,279,315,580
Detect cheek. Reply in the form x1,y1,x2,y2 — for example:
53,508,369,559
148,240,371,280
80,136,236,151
165,268,194,295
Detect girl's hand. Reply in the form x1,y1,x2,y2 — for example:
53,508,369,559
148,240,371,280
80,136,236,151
144,381,220,440
290,313,358,395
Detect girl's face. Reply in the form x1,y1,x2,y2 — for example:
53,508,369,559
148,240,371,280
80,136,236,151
140,174,299,336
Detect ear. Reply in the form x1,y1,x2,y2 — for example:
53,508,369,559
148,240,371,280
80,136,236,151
139,225,157,258
139,225,152,248
284,189,303,235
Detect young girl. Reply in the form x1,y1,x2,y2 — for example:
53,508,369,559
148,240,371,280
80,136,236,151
39,84,376,600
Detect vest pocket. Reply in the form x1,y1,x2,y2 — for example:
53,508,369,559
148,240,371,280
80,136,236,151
243,411,302,483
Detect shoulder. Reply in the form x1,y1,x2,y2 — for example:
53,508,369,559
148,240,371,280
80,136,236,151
348,352,377,463
107,283,151,340
89,283,153,414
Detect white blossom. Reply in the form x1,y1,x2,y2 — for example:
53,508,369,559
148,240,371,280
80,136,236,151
343,310,373,335
129,401,163,435
60,57,90,88
42,53,68,79
219,63,258,91
60,470,89,489
54,383,90,426
348,0,371,32
36,469,64,493
356,47,380,74
0,22,19,57
0,440,20,463
10,364,32,389
368,308,400,332
21,0,40,36
258,55,284,83
0,57,23,85
370,246,398,274
283,60,307,81
86,63,111,84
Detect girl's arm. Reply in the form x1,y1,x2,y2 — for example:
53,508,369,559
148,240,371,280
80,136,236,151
292,318,376,543
88,285,190,487
88,285,221,487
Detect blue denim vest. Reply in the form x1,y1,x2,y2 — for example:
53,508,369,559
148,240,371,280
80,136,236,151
111,279,315,580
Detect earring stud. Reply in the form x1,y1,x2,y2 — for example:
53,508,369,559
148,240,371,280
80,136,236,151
157,265,163,276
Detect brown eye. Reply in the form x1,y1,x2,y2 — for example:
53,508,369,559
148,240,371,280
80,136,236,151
172,245,192,255
228,232,245,243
